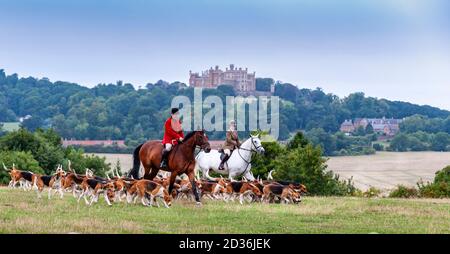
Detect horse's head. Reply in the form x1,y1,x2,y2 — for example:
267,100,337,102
249,134,265,155
194,130,211,153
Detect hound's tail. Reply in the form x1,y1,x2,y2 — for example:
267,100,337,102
128,143,143,179
267,170,275,180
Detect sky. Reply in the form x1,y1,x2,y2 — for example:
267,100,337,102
0,0,449,109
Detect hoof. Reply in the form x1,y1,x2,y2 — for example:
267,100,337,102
195,202,202,207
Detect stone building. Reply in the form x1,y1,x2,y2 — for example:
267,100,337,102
340,117,403,136
189,64,256,92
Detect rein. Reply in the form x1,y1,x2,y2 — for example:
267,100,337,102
236,137,260,176
169,133,206,174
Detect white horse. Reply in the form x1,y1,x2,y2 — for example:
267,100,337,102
195,134,265,181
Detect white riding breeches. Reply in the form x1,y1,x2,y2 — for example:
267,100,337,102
224,149,231,156
164,143,173,151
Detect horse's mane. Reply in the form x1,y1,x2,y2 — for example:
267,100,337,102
183,131,200,142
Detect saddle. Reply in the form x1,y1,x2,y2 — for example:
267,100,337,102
218,148,234,160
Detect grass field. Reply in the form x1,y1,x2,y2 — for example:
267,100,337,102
0,188,449,234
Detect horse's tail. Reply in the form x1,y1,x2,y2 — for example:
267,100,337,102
129,144,143,179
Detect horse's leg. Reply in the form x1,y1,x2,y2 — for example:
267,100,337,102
147,167,159,180
167,171,178,194
194,166,201,180
187,171,201,204
141,163,153,180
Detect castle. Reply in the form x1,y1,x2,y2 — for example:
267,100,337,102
189,64,256,92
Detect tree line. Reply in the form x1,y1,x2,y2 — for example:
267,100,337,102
1,69,449,149
0,128,110,184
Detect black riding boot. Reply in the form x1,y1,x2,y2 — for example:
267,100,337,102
218,154,229,170
160,149,169,168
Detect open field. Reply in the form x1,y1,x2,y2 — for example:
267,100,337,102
93,152,450,191
327,152,450,190
92,153,133,173
0,187,449,234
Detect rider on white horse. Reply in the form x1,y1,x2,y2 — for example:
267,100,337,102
218,120,240,171
195,131,265,182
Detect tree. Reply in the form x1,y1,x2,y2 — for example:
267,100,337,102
372,143,384,151
273,143,353,195
251,141,285,178
408,136,428,151
1,69,449,144
0,123,4,137
22,116,44,131
64,147,110,176
354,126,366,136
217,84,236,96
390,133,410,152
0,151,44,183
274,82,298,102
365,124,374,134
286,131,309,150
305,128,337,156
0,129,110,179
255,78,274,92
430,132,450,151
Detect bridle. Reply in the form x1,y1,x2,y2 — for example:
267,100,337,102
236,136,262,176
172,131,210,174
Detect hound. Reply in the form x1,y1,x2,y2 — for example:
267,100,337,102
173,178,201,201
262,183,302,204
32,165,66,199
225,181,262,204
126,179,172,208
199,178,227,200
62,172,86,198
273,181,308,194
2,163,32,190
61,162,94,197
77,175,116,206
88,180,116,206
265,170,308,194
107,170,135,202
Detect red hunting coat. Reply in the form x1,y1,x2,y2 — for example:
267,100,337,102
162,117,184,145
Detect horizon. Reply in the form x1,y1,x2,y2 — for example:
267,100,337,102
1,0,449,110
1,67,449,113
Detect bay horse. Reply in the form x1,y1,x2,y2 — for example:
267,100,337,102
128,130,211,204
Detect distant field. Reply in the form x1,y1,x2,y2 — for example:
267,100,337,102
327,152,450,190
92,153,133,174
0,122,20,132
93,152,450,191
0,188,448,233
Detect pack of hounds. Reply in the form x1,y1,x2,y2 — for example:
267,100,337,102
2,162,307,208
